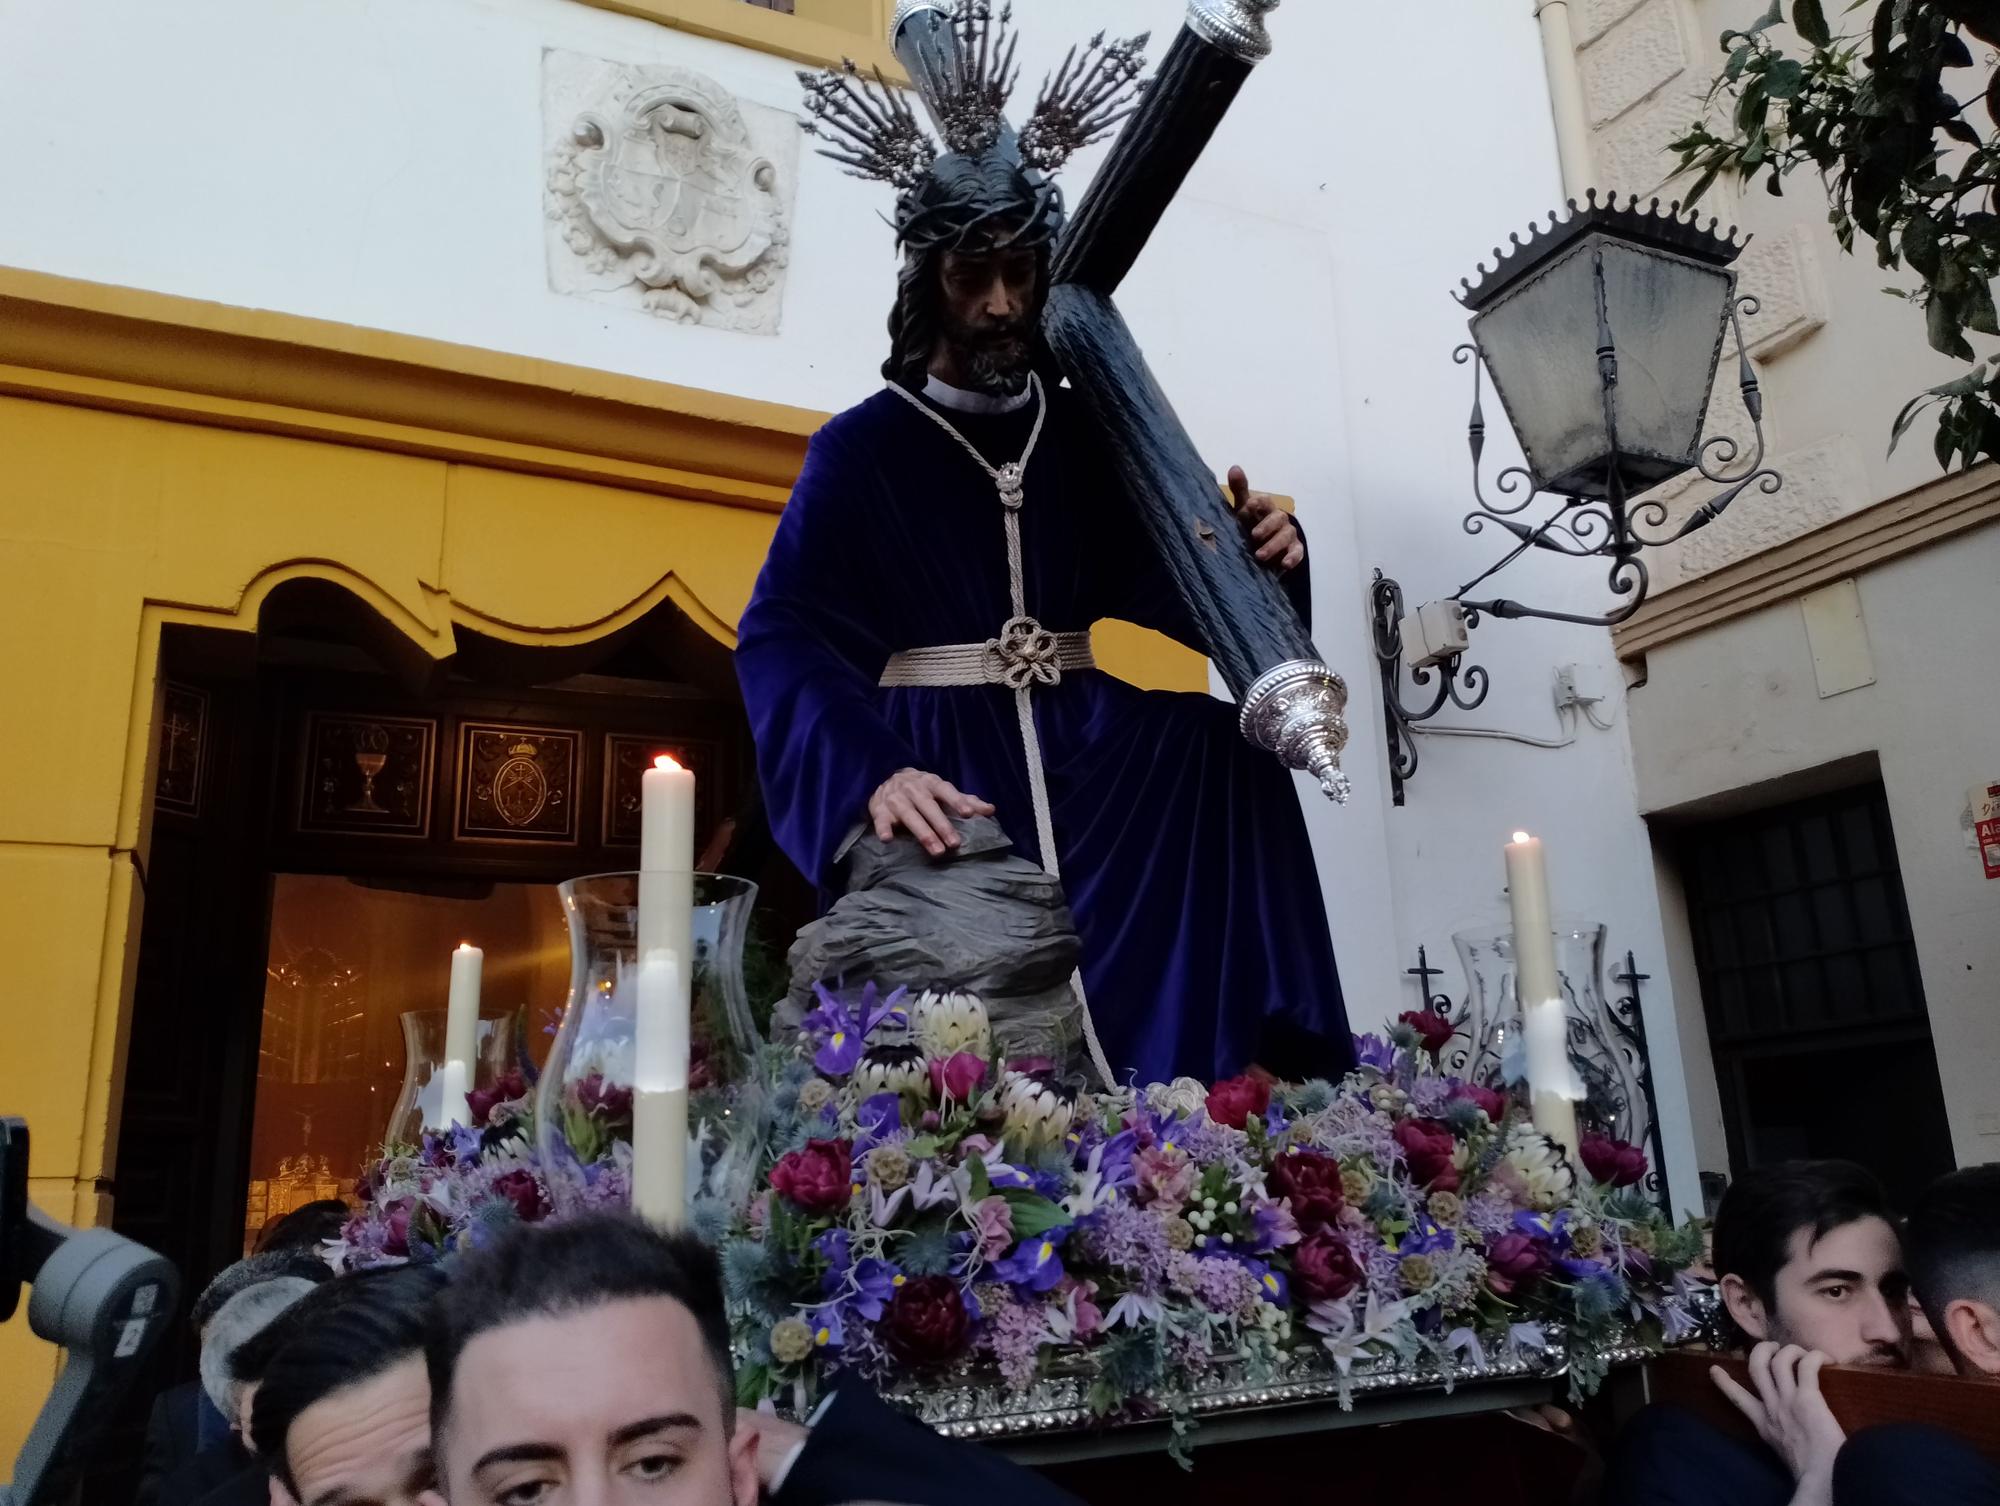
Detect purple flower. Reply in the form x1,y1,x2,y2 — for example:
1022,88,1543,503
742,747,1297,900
1237,1255,1290,1307
855,1093,902,1146
972,1196,1015,1261
993,1228,1070,1294
1247,1198,1301,1254
1354,1034,1400,1074
801,982,909,1077
928,1052,987,1103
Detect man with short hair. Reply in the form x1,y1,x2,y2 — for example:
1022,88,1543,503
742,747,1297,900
1832,1164,2000,1506
1606,1160,1912,1506
423,1213,1080,1506
251,1265,447,1506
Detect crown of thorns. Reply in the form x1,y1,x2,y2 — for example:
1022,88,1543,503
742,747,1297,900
797,2,1149,192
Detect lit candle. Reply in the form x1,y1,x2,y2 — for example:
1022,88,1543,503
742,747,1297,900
441,942,483,1128
633,755,695,1227
1504,832,1580,1157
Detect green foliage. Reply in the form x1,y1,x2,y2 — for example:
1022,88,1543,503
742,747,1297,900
1670,0,2000,469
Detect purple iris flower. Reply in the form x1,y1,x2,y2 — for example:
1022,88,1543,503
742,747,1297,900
1354,1034,1400,1074
1399,1221,1455,1259
855,1093,901,1148
1235,1253,1291,1307
806,1302,845,1351
800,982,908,1077
985,1161,1034,1191
1512,1208,1565,1245
993,1227,1070,1294
1091,1127,1140,1190
814,1227,852,1286
1247,1198,1300,1254
850,1258,903,1321
1263,1103,1288,1137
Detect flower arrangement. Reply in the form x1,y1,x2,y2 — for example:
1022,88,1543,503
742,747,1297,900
723,993,1708,1423
329,1068,630,1269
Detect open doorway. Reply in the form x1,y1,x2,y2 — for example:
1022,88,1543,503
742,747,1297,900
1673,779,1953,1200
103,592,808,1500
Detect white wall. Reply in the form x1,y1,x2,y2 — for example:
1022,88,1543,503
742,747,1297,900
0,0,1702,1210
1627,523,2000,1170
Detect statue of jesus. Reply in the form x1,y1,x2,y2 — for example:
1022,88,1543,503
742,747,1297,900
736,50,1353,1089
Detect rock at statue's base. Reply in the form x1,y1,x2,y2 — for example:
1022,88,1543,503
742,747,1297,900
784,816,1084,1071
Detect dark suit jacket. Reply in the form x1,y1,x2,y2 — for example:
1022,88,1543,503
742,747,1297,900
138,1383,230,1506
771,1383,1084,1506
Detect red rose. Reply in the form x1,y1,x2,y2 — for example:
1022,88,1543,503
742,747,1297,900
491,1168,547,1222
380,1199,413,1257
929,1052,988,1103
1393,1118,1462,1193
1290,1230,1363,1305
1399,1009,1456,1057
1580,1134,1648,1188
1205,1075,1272,1130
1268,1148,1346,1232
769,1138,853,1215
1451,1082,1508,1123
576,1073,633,1124
881,1275,970,1367
1486,1231,1553,1297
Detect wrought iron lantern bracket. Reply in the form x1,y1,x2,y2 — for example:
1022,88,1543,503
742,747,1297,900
1375,194,1785,803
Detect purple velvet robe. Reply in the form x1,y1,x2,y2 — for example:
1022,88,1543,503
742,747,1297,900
735,383,1352,1085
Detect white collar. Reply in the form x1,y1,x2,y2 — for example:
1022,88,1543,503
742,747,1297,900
921,373,1034,415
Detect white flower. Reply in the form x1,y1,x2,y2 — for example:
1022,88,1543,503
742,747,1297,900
855,1044,930,1101
1146,1077,1209,1119
914,990,992,1060
1000,1070,1074,1147
1502,1129,1577,1211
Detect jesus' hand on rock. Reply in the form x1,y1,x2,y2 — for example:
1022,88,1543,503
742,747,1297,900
1230,465,1305,575
870,767,995,857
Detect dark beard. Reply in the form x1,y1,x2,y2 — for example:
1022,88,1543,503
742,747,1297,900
940,314,1033,396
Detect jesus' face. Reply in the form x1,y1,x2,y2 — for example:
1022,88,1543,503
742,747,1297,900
933,245,1042,395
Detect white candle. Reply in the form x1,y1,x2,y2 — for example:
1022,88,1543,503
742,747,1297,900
1504,832,1580,1157
633,755,695,1227
435,1058,471,1134
442,943,483,1128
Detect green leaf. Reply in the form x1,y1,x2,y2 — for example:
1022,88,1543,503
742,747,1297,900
1901,210,1941,276
1765,58,1807,98
999,1188,1070,1241
1964,277,1999,338
1724,42,1754,80
966,1157,992,1204
1928,291,1975,359
1750,0,1786,33
1792,0,1833,45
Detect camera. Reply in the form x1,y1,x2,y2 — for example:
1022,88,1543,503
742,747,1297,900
2,1117,179,1506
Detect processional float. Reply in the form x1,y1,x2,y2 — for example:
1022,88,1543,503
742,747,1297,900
876,0,1355,803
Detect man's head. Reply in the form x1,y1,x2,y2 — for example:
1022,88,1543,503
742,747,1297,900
1712,1159,1911,1367
200,1277,319,1429
885,150,1057,394
424,1213,755,1506
190,1248,333,1337
256,1199,353,1255
253,1265,448,1506
1904,1164,2000,1377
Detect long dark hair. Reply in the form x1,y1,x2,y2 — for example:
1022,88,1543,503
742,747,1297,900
883,146,1061,387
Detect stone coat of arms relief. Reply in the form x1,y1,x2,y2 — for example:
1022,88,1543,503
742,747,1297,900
544,49,796,334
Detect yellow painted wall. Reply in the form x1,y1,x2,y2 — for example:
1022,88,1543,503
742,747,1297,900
0,271,1206,1455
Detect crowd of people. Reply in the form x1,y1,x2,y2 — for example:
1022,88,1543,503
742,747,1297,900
133,1161,2000,1506
1608,1161,2000,1506
138,1206,1084,1506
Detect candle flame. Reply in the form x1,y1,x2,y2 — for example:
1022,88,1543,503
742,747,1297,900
1511,831,1533,844
457,941,475,952
654,754,684,772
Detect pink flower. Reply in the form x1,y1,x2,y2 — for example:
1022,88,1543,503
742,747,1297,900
1290,1230,1363,1304
929,1052,988,1104
1132,1145,1197,1214
1065,1278,1104,1341
491,1168,547,1222
1205,1075,1271,1130
1580,1134,1648,1188
972,1195,1015,1261
1451,1081,1508,1123
1393,1119,1462,1193
769,1139,853,1215
380,1199,413,1257
1399,1009,1456,1057
1486,1231,1553,1297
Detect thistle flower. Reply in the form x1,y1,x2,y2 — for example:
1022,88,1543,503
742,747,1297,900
796,1078,835,1116
913,990,991,1060
1399,1255,1438,1292
1569,1222,1604,1259
1427,1191,1464,1226
1341,1167,1375,1205
856,1043,929,1102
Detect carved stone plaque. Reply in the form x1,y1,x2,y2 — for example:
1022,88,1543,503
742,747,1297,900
455,723,581,845
299,714,437,838
604,733,721,849
155,682,210,818
544,49,796,334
